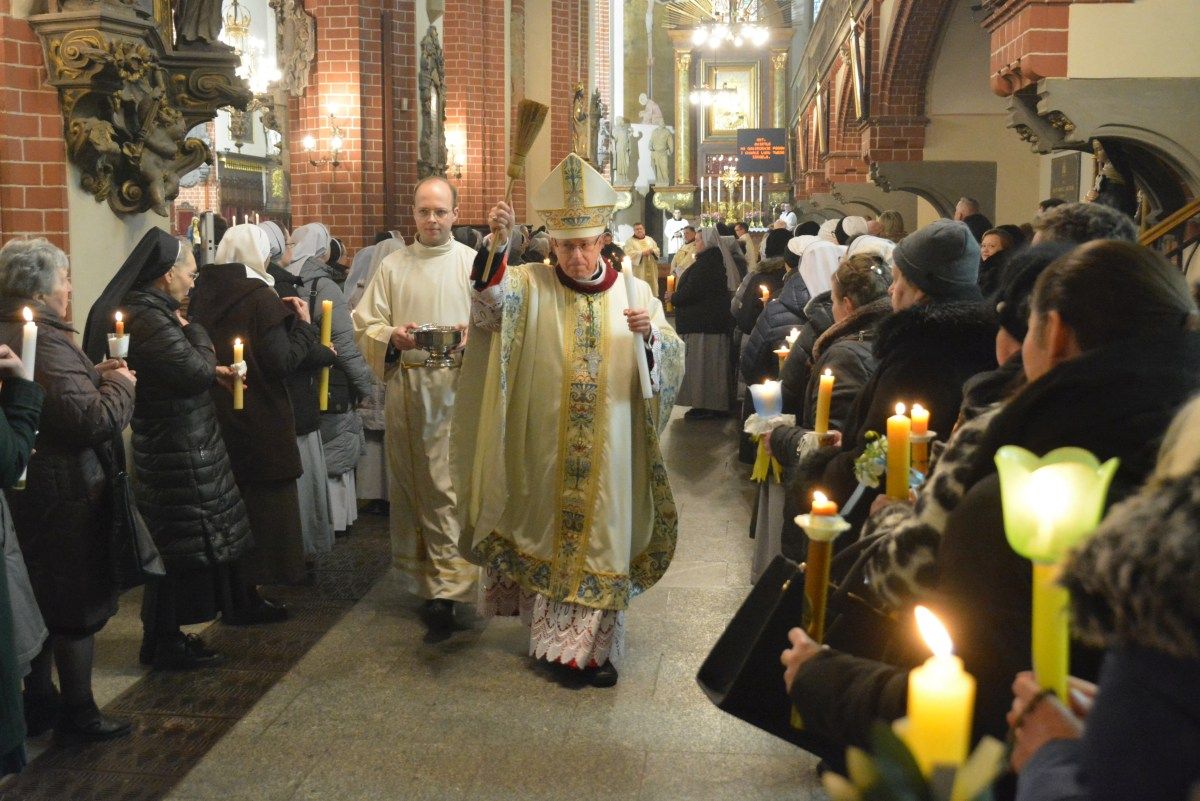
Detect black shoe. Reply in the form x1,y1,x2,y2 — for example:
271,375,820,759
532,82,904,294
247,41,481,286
223,597,289,626
421,599,455,631
22,688,61,738
152,634,225,671
585,661,619,688
55,703,132,742
335,524,352,538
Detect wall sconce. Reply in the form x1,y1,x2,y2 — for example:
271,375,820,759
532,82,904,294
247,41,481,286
303,108,344,168
446,128,467,180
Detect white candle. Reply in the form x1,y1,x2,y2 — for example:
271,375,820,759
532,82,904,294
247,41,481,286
716,176,721,204
621,257,653,400
759,176,764,208
20,306,36,380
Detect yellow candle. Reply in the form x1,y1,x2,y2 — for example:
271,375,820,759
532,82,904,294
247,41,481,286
911,403,929,436
318,299,333,411
804,491,837,642
759,284,770,304
810,490,837,516
1032,562,1070,701
232,337,244,411
114,311,124,338
666,274,676,292
906,606,976,775
886,403,911,500
813,368,834,434
774,346,789,373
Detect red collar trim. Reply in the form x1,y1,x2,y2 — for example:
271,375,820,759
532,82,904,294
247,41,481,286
554,261,618,295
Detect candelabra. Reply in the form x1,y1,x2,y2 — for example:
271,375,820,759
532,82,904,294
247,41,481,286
302,108,344,168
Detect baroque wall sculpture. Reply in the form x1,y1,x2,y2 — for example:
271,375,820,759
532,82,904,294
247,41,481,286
418,24,447,178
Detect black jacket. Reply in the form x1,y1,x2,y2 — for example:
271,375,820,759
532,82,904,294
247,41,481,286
731,258,788,336
741,271,813,385
789,331,1200,758
816,300,997,531
671,247,733,336
123,288,252,569
778,292,834,415
267,266,339,435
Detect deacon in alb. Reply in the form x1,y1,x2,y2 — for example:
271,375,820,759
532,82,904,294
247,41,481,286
353,176,478,631
453,154,685,687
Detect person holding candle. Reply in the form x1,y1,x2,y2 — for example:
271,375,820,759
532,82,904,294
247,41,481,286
84,228,253,671
291,225,375,543
457,154,684,686
778,240,1200,774
737,237,823,386
730,229,793,338
0,238,137,741
188,224,331,603
670,226,737,419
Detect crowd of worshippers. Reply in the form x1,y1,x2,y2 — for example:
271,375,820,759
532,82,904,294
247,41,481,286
688,197,1199,801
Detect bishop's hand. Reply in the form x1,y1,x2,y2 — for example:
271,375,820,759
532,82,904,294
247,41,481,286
488,201,514,246
624,308,652,341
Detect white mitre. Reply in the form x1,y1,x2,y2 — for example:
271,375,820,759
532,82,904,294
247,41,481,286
533,152,618,239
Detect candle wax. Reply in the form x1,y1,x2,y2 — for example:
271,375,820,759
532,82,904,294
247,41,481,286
813,370,834,434
232,338,244,410
886,405,911,499
20,307,36,381
114,312,124,338
906,653,976,774
911,404,930,436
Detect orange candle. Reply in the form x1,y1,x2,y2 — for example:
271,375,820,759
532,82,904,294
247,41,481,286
886,403,911,500
811,490,838,516
805,491,837,642
814,368,834,434
760,285,770,304
666,274,676,292
774,346,789,372
232,338,244,411
911,403,930,436
114,311,124,337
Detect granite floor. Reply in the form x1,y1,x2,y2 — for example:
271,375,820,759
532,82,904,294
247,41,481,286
8,409,826,801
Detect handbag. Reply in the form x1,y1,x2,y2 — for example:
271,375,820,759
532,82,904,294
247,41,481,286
696,554,816,747
99,438,166,591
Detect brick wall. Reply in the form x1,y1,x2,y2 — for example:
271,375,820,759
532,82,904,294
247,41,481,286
594,0,611,112
0,12,69,253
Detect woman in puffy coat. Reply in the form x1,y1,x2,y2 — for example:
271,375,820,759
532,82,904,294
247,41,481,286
84,229,253,671
0,238,136,742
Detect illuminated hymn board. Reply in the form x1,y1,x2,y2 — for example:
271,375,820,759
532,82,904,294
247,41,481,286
736,128,786,174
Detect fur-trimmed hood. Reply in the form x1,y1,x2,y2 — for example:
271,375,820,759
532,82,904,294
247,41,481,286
1066,470,1200,660
873,300,995,361
812,295,891,361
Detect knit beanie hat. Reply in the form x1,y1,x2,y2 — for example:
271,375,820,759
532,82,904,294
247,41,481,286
994,242,1074,341
892,219,982,302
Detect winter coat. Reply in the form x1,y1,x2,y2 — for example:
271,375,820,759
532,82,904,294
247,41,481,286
319,411,365,476
0,300,135,633
296,257,375,411
267,266,337,436
788,330,1200,760
0,375,43,761
770,295,891,461
187,263,318,482
812,300,997,532
741,271,813,385
122,288,251,570
671,247,733,336
778,292,834,415
731,257,788,336
1014,469,1200,801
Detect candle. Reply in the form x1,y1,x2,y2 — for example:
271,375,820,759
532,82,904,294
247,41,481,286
114,311,124,338
911,403,929,436
20,307,36,380
785,326,800,348
774,346,789,373
886,403,911,500
544,257,551,267
906,606,976,775
232,337,244,410
810,490,837,516
716,175,721,204
804,491,837,642
759,285,769,304
748,379,782,418
318,299,333,411
813,368,834,434
623,257,653,400
254,212,260,224
666,274,675,293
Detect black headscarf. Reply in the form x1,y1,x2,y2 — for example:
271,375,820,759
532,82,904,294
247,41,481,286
794,221,820,237
761,228,792,259
83,228,181,363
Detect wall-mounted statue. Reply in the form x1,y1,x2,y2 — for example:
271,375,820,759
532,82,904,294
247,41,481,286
596,118,614,180
570,83,591,159
173,0,227,50
588,88,604,164
649,124,673,186
271,0,317,97
613,116,641,186
418,24,447,177
638,92,664,126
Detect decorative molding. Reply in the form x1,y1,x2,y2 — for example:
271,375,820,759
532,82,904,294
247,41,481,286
270,0,315,98
30,4,250,217
651,188,695,213
418,24,447,178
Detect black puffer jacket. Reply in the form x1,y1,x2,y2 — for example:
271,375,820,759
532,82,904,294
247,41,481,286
779,291,834,414
731,257,788,335
671,247,733,336
124,288,251,569
741,271,812,384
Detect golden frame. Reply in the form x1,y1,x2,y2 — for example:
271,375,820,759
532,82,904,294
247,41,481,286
701,60,760,140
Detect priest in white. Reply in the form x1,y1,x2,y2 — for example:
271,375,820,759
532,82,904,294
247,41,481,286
353,176,478,630
453,153,685,687
663,209,690,257
623,223,661,297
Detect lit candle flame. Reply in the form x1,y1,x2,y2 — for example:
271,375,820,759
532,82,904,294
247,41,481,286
234,337,242,347
823,368,832,377
915,605,953,658
912,403,926,416
22,307,33,323
813,490,829,505
895,402,907,416
114,311,123,324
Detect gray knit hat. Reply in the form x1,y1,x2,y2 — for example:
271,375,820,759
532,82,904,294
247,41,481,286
892,219,982,302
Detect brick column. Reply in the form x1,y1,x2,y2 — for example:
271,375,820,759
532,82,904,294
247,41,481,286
0,12,69,252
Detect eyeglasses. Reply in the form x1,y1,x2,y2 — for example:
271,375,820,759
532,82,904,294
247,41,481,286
415,207,454,221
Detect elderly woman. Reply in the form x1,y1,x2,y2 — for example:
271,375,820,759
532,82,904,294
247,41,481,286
84,229,253,671
0,238,136,741
188,224,333,605
669,227,736,419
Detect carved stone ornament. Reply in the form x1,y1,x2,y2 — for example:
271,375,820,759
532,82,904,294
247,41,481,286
270,0,316,98
651,189,694,214
418,25,447,178
29,4,251,217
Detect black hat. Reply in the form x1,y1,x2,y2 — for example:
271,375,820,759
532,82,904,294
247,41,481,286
994,242,1075,341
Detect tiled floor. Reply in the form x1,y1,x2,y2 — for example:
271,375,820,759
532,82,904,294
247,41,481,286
4,409,826,800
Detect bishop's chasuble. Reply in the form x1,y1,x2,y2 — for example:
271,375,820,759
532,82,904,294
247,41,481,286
452,256,684,665
353,238,479,601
